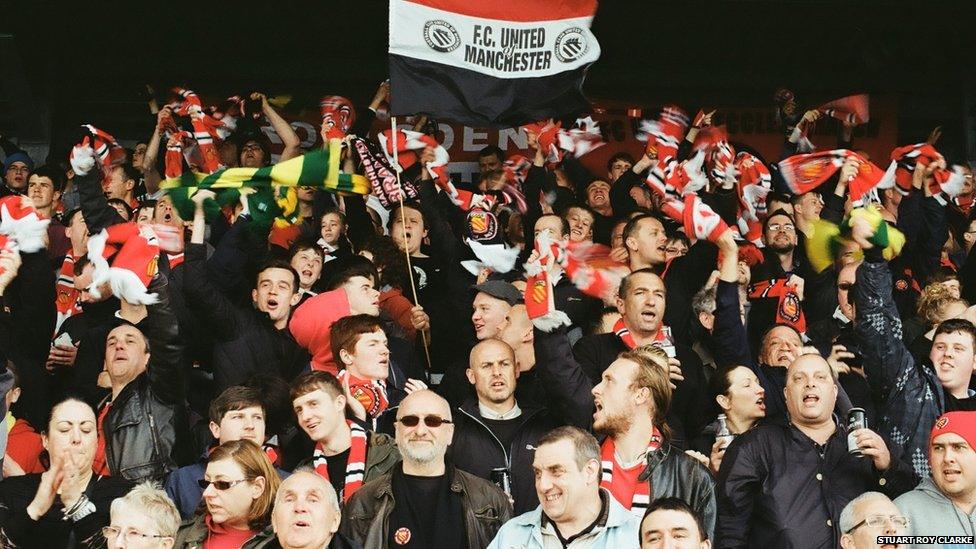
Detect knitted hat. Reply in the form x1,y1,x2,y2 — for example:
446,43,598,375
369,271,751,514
3,151,33,173
930,412,976,456
86,222,160,305
0,195,50,253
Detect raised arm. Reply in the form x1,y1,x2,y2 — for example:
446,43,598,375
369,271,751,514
532,325,594,429
141,274,184,404
254,92,301,162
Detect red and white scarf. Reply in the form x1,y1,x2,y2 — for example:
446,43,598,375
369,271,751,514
778,149,893,206
733,152,772,246
55,253,82,332
524,230,570,332
312,420,368,504
660,194,730,244
600,427,663,516
612,317,670,350
885,143,967,205
337,370,389,419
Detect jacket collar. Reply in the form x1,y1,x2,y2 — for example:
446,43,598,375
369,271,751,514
513,488,633,529
459,396,543,419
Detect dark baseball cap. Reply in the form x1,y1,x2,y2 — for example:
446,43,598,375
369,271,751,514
471,280,521,306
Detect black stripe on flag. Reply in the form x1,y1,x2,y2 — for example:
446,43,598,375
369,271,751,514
389,54,591,128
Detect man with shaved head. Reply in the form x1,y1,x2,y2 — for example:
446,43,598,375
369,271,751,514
271,468,358,548
340,390,512,548
716,353,917,548
451,338,560,513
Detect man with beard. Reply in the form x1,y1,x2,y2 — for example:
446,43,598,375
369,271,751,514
451,339,559,514
716,354,915,548
573,269,709,443
487,426,640,549
533,321,716,533
340,390,512,548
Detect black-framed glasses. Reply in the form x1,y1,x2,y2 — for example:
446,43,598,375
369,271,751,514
846,514,909,533
397,414,453,428
102,526,172,543
197,478,250,491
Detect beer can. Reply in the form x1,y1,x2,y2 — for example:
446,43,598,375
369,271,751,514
490,467,512,496
847,408,866,457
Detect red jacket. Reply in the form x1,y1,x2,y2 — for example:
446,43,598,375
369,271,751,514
6,417,44,474
289,288,352,374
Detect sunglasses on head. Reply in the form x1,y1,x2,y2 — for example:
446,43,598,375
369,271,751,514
197,478,250,491
397,414,452,428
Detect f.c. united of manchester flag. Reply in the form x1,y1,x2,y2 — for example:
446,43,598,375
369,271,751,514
389,0,600,127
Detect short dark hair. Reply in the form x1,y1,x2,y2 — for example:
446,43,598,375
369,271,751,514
607,152,635,173
762,209,795,232
106,198,134,220
361,235,409,290
934,318,976,350
64,208,83,228
290,370,343,403
621,214,664,249
255,259,300,292
618,268,661,299
388,200,427,231
208,386,265,425
325,257,378,291
330,314,384,365
72,255,91,277
562,204,597,224
766,191,792,207
30,164,67,193
641,497,708,542
536,213,570,237
535,426,600,471
287,239,325,263
320,207,347,226
478,145,505,164
115,163,142,187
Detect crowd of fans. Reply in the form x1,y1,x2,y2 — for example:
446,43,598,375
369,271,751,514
0,79,973,549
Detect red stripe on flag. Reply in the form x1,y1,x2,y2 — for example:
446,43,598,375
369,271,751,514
403,0,597,22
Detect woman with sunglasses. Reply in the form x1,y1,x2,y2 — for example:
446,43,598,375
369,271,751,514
0,396,134,548
172,439,281,549
103,482,180,548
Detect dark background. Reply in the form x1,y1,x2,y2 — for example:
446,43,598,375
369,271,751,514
1,0,974,161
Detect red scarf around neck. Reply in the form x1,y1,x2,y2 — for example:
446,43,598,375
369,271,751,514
600,427,663,517
55,254,82,332
312,419,368,504
613,317,670,350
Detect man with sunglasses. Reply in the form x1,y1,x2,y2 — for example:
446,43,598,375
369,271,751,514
895,412,976,542
838,492,909,549
341,390,512,548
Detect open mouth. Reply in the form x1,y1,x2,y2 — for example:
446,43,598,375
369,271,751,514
163,212,173,222
490,380,506,390
267,298,280,309
544,493,561,503
301,269,313,278
802,393,819,405
756,397,766,410
292,520,310,528
943,468,962,480
640,310,656,322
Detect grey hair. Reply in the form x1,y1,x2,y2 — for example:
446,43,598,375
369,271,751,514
276,466,340,513
535,426,601,471
839,491,890,534
109,482,181,538
692,285,717,316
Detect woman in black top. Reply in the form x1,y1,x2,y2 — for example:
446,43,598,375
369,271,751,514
0,396,133,548
691,365,767,475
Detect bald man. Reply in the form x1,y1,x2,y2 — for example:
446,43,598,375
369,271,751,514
340,390,512,548
451,339,560,514
716,354,916,549
272,469,357,549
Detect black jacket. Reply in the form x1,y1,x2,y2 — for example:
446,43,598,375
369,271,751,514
715,422,918,549
101,275,188,481
645,442,718,539
182,242,309,390
450,398,559,514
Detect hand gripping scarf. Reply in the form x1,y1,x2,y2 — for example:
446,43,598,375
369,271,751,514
660,194,730,244
312,419,368,503
521,117,605,166
733,152,772,245
337,370,388,419
778,149,895,206
600,427,663,517
884,143,968,205
747,278,807,334
524,229,572,332
806,205,906,273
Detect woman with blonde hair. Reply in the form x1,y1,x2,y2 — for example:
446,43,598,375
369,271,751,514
909,282,972,365
173,440,281,549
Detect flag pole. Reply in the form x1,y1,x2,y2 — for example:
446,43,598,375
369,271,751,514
391,115,433,372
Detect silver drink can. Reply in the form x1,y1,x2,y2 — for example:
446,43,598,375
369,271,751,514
490,467,512,496
847,408,866,456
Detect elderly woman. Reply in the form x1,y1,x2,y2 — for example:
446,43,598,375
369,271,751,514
173,440,281,548
103,482,180,548
0,397,134,548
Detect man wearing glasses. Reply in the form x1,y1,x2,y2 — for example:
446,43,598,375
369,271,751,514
839,492,908,549
340,389,512,548
895,412,976,543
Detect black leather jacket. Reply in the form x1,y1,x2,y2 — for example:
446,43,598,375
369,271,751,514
645,442,717,537
101,275,186,482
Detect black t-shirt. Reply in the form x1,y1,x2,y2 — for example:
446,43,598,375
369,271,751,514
389,473,445,548
481,416,522,451
325,448,350,499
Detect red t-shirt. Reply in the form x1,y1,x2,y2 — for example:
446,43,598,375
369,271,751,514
93,403,111,476
605,457,643,510
204,515,256,549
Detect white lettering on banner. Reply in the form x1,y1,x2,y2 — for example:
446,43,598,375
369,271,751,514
437,123,455,150
463,127,489,151
291,122,318,149
498,128,527,150
390,0,600,79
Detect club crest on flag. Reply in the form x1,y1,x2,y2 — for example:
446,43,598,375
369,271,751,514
532,279,547,303
800,158,831,183
554,27,589,62
394,527,412,545
424,20,461,52
467,210,497,240
146,255,159,278
780,293,801,323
